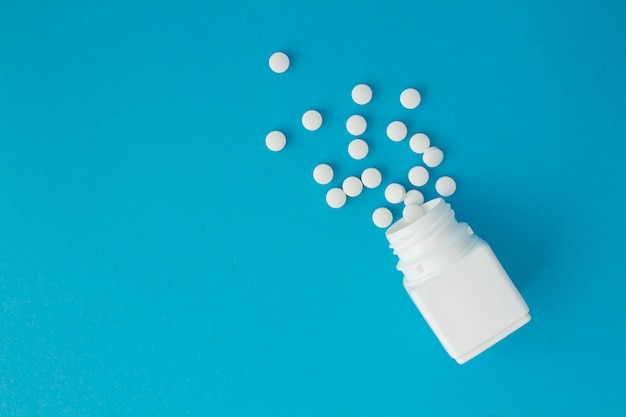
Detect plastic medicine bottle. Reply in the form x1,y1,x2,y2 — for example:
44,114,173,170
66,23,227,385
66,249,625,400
386,198,530,364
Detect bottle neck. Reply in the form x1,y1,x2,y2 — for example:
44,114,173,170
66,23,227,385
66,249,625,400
386,198,476,283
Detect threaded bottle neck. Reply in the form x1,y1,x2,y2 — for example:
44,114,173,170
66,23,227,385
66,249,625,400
386,198,476,283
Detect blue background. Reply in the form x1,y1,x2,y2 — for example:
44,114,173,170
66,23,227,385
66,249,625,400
1,1,625,416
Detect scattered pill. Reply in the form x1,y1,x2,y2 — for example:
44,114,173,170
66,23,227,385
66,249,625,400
269,52,290,73
404,189,424,206
361,167,382,189
372,207,393,228
402,204,425,222
348,138,369,160
435,176,457,197
313,163,334,185
400,88,421,109
352,84,373,105
342,176,364,197
409,133,430,154
326,187,347,208
265,130,286,152
386,121,408,142
346,115,367,136
384,183,406,204
302,110,323,131
423,146,444,168
408,165,429,187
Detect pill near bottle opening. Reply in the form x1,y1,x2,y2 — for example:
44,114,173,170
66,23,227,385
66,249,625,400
269,52,290,73
302,110,323,131
408,166,429,187
352,84,373,105
372,207,393,228
386,121,408,142
342,176,363,197
402,204,424,222
400,88,422,109
384,183,406,204
435,176,457,197
409,133,430,154
348,138,369,160
326,187,347,209
361,167,382,189
265,130,286,152
423,146,444,168
346,115,367,136
313,163,334,185
404,189,424,206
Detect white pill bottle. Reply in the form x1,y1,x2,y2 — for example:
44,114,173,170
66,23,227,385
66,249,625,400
386,198,530,364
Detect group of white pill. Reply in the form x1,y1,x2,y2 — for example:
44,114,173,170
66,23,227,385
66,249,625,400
266,51,457,229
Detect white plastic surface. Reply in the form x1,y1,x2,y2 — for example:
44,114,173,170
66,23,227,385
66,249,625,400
352,84,373,105
386,198,530,364
269,52,290,73
313,163,334,185
386,121,408,142
346,115,367,136
348,139,369,160
265,130,286,152
400,88,421,109
361,167,382,189
342,176,363,197
302,110,323,131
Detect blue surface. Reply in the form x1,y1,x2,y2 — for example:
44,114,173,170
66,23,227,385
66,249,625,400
1,1,626,415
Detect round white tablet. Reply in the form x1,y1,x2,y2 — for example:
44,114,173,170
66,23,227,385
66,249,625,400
326,187,347,209
408,165,429,187
400,88,421,109
342,176,363,197
269,52,290,73
265,130,286,152
346,115,367,136
361,167,382,189
435,176,457,197
386,121,408,142
423,146,444,168
313,163,334,185
372,207,393,229
351,84,373,105
384,183,406,204
348,138,369,160
403,204,424,222
409,133,430,154
302,110,323,131
404,189,424,206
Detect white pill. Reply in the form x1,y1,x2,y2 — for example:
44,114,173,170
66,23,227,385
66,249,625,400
265,130,286,152
269,52,290,73
400,88,422,109
372,207,393,229
302,110,323,131
346,115,367,136
435,176,457,197
409,133,430,154
403,204,424,222
384,183,406,204
361,167,382,189
342,176,363,197
313,163,334,185
408,166,429,187
348,138,369,160
326,187,347,209
404,189,424,206
351,84,372,105
423,146,444,168
386,121,408,142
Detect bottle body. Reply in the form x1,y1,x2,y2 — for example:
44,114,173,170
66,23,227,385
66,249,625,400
386,198,530,364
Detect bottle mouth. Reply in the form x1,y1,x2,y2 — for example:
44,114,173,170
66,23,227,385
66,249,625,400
386,198,445,243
